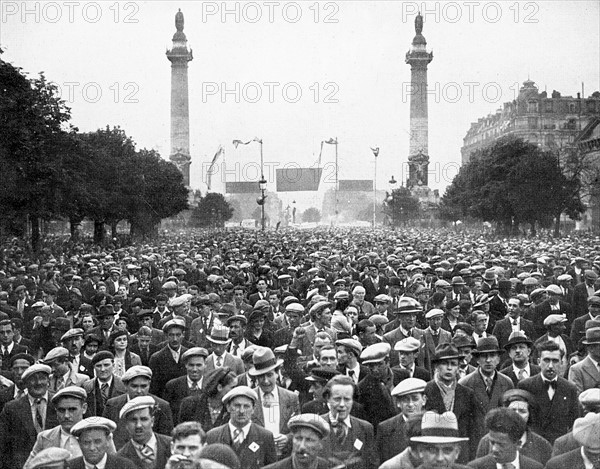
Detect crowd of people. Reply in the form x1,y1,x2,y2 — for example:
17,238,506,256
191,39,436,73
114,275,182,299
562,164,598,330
0,227,600,469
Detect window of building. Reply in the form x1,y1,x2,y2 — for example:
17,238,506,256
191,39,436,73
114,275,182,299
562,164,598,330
528,101,539,113
587,100,597,112
528,117,538,129
569,103,576,113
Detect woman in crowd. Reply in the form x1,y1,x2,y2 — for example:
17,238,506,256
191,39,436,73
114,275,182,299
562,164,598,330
108,329,141,378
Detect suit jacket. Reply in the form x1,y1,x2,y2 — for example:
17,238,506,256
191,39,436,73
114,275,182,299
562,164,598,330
83,377,127,417
205,352,245,376
531,300,575,335
383,327,425,367
102,393,174,450
263,456,333,469
362,276,388,303
49,366,89,392
468,453,543,469
164,375,203,424
545,448,587,469
248,291,270,306
376,414,410,463
499,364,541,387
378,447,419,469
568,354,600,393
476,429,552,466
572,282,592,319
148,344,188,398
0,394,58,469
178,392,229,432
391,366,431,385
421,327,452,371
531,334,574,371
550,431,577,457
458,369,514,414
488,295,510,332
252,385,300,434
117,433,171,469
492,317,536,350
69,454,138,469
320,414,378,469
189,313,221,348
205,422,277,469
0,342,27,370
570,313,596,348
130,328,165,347
356,373,397,431
129,343,159,366
296,323,337,357
517,374,580,444
424,380,485,461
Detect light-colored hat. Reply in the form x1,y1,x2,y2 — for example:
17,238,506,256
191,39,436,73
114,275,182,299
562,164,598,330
425,309,444,319
391,377,427,397
182,347,209,361
582,327,600,345
360,342,391,364
309,301,331,316
21,363,52,382
543,314,567,326
248,347,284,376
26,447,71,469
162,318,186,333
119,395,156,419
333,290,350,300
285,303,305,314
43,347,70,363
394,337,421,353
222,385,258,405
162,281,177,291
60,328,84,342
121,365,152,383
545,285,562,295
579,388,600,407
573,413,600,449
373,294,391,303
411,411,469,444
71,417,117,437
335,338,362,356
207,325,232,344
557,274,573,282
51,385,87,404
288,413,330,438
170,295,188,308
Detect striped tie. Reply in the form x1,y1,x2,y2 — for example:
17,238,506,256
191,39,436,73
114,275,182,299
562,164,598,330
140,444,155,464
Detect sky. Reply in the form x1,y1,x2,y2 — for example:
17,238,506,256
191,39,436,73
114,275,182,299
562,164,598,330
1,0,599,210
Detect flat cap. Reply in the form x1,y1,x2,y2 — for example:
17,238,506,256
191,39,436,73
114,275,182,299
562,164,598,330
71,417,117,437
585,270,599,281
162,318,186,333
573,413,600,449
285,303,305,314
335,338,362,356
222,385,258,405
360,342,391,364
225,315,247,327
579,388,600,407
391,377,427,397
121,365,152,383
170,295,188,308
288,413,330,438
434,280,451,288
370,314,389,326
26,447,71,469
22,363,52,382
557,274,573,282
43,346,70,363
162,281,177,291
394,337,421,353
545,284,562,295
333,290,350,300
119,395,156,419
373,294,391,303
425,308,444,319
543,314,567,326
182,347,209,361
51,385,87,404
588,295,600,305
60,328,84,342
309,301,331,316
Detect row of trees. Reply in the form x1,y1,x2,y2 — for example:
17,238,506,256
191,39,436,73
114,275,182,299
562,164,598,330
0,53,189,249
440,136,585,235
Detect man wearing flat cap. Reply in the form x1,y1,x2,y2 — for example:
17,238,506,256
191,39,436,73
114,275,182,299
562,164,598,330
0,352,34,410
25,447,71,469
69,417,137,469
25,386,117,466
60,328,92,378
102,365,174,450
263,413,331,469
0,363,58,468
545,412,600,469
568,326,600,393
164,347,209,424
532,314,574,371
44,346,88,392
82,351,126,417
570,295,600,348
117,395,173,468
391,337,431,383
491,297,536,351
336,338,368,384
205,386,277,469
149,319,189,398
532,284,574,332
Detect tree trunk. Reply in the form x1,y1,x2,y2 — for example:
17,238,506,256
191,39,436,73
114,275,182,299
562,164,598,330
93,221,105,244
69,217,81,241
30,216,40,253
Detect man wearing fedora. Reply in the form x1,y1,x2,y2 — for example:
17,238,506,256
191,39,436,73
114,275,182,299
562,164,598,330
568,326,600,393
450,276,470,302
492,297,536,351
249,347,300,455
500,331,541,386
424,343,485,462
452,335,478,380
488,280,513,332
459,336,514,414
410,411,471,469
468,407,543,469
204,325,245,376
570,296,600,348
205,386,277,469
383,298,425,368
88,304,117,346
149,319,189,398
302,367,340,415
421,309,452,372
545,413,600,469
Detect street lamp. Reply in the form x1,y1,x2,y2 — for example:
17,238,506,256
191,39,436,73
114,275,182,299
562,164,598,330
292,200,296,224
258,177,267,231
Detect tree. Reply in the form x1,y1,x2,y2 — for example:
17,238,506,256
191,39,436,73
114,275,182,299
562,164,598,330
441,136,585,234
302,207,321,223
386,187,420,225
190,193,233,228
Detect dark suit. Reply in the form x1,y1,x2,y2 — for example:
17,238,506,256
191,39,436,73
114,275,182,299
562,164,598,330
517,374,579,444
117,433,171,469
82,377,127,417
570,312,596,349
572,282,593,319
264,456,333,469
499,364,541,387
356,373,397,431
362,276,388,303
248,291,270,306
492,317,536,350
550,431,577,457
391,365,431,385
164,375,202,424
488,295,510,332
178,393,229,432
69,454,138,469
320,414,378,469
129,343,159,366
476,429,552,466
424,380,485,461
0,394,58,469
529,300,574,336
421,327,452,371
148,344,188,398
376,414,410,463
204,352,245,376
531,334,574,367
205,422,277,469
0,342,27,370
545,448,587,469
102,393,174,450
458,370,514,414
468,453,543,469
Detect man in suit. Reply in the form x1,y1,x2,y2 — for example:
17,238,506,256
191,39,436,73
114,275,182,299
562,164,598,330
468,407,543,469
102,365,174,450
378,414,424,469
131,310,165,346
572,269,598,321
570,295,600,348
391,337,432,384
336,338,368,384
492,296,536,351
273,302,304,348
44,346,88,392
129,327,159,366
205,386,277,469
376,377,427,464
362,265,388,303
117,395,172,468
568,326,600,393
0,363,58,469
248,278,270,306
500,331,541,386
531,285,575,334
487,280,513,332
319,375,379,469
295,301,336,358
459,336,514,414
189,295,221,348
383,301,425,368
545,412,600,469
532,314,574,374
424,343,485,462
69,417,137,469
204,324,245,376
60,328,92,377
82,351,126,417
148,318,188,398
518,340,580,444
164,347,208,424
88,304,118,347
0,318,28,370
248,347,300,456
421,309,452,372
263,413,332,469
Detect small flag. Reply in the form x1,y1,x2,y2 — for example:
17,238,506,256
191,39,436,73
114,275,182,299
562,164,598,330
324,138,337,145
232,137,262,148
207,146,224,191
371,147,379,157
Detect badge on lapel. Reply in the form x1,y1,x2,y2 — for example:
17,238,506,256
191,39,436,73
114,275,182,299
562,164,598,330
249,442,260,452
354,439,363,450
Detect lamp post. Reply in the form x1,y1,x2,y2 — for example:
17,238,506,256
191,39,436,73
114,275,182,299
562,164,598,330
258,177,267,231
388,176,397,227
292,200,296,224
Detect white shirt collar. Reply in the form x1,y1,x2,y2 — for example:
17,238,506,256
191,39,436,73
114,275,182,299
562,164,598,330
228,421,252,440
133,432,157,456
328,412,352,428
512,363,530,377
187,376,203,389
259,387,279,404
581,447,595,469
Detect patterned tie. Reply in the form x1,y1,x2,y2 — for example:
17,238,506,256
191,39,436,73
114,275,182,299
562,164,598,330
233,428,244,449
101,382,109,406
56,376,64,391
517,369,525,381
140,444,155,464
232,343,239,356
190,382,200,394
263,392,274,407
485,377,493,396
16,388,24,399
34,398,44,432
333,421,347,444
348,370,355,381
216,356,223,367
503,464,516,469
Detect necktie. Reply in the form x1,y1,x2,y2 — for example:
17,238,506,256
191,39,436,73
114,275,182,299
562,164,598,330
517,369,525,381
512,319,518,326
101,382,109,406
484,377,493,395
34,398,44,431
140,444,155,463
263,392,274,407
232,343,239,356
16,388,24,399
190,382,200,394
56,376,64,391
348,370,355,380
545,380,556,399
233,428,244,449
333,421,347,443
216,356,223,367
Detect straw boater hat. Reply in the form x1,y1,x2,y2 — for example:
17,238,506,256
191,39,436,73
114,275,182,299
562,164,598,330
248,347,284,377
411,411,469,444
206,325,232,345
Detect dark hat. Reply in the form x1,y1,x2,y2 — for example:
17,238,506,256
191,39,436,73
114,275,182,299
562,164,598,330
305,367,340,384
504,331,533,350
471,336,503,355
388,276,401,287
97,304,115,317
248,347,284,377
431,343,465,364
502,388,535,407
9,352,35,367
91,350,114,367
84,334,102,347
199,444,241,469
108,330,128,344
137,309,154,318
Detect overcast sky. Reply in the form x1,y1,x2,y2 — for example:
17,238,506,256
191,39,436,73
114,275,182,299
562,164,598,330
2,1,599,209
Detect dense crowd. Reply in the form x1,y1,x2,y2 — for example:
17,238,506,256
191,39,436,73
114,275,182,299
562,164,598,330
0,227,600,469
